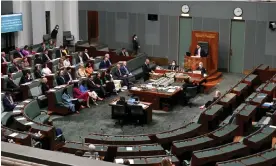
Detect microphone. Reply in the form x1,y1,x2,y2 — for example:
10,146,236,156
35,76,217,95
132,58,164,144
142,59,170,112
101,128,104,135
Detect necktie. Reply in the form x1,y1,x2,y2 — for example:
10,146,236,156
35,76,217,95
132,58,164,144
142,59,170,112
3,57,6,62
68,73,72,80
46,54,50,60
123,52,125,56
125,66,129,74
119,69,122,76
61,76,65,82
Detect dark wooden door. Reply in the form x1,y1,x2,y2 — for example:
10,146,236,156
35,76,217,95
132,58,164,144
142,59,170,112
87,11,99,40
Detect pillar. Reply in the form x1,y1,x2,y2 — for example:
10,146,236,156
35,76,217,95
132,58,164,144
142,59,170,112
13,1,32,46
31,1,46,44
62,1,79,42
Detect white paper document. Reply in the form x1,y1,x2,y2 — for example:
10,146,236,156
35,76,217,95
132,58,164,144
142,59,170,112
115,159,124,164
129,159,134,164
24,122,34,125
13,110,21,113
16,105,24,108
167,89,175,93
16,117,26,121
9,133,18,137
126,147,133,151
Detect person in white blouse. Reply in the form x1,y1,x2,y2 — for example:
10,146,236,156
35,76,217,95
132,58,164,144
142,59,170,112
41,64,52,75
63,56,71,67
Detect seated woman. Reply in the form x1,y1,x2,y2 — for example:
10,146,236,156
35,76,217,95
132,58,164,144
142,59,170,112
102,70,117,94
41,63,52,76
34,65,44,79
19,72,33,84
63,56,71,67
58,58,65,69
87,74,106,98
79,81,103,105
77,63,88,78
168,60,178,71
21,57,30,68
47,40,55,49
161,157,175,166
62,88,79,114
85,62,94,76
22,45,30,56
73,83,92,108
41,77,50,95
199,90,221,109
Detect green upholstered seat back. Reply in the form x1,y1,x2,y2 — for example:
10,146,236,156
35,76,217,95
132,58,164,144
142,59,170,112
51,58,59,72
1,75,8,89
67,84,74,97
54,88,64,103
28,81,42,97
12,71,23,86
24,100,41,120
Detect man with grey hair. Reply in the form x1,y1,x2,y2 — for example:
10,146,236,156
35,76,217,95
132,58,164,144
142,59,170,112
88,144,97,159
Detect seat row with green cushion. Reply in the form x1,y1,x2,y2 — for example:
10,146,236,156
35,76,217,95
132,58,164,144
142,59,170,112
172,135,215,156
155,122,202,144
115,155,179,165
216,148,276,166
192,142,249,166
23,99,49,124
209,124,239,140
198,104,224,125
27,80,47,108
243,125,276,149
85,134,152,145
48,87,72,115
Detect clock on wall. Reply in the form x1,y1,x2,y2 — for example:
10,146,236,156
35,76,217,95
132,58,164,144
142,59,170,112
234,7,243,17
181,5,190,13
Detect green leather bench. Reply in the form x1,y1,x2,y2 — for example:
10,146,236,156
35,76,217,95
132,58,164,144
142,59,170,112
23,99,49,124
198,104,224,127
155,122,202,144
48,87,72,115
243,125,276,149
192,142,249,166
115,155,179,165
116,144,165,157
85,134,152,145
26,80,48,108
172,135,214,156
209,124,239,141
216,148,276,166
61,142,108,156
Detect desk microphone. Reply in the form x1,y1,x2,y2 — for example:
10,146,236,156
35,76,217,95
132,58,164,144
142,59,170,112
79,136,84,147
101,128,104,135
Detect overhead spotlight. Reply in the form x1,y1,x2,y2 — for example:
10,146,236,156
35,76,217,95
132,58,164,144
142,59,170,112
269,21,276,31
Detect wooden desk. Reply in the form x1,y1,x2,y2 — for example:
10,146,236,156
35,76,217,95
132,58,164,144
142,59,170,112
109,98,153,124
129,84,182,110
1,63,8,75
1,126,32,146
218,93,237,109
242,74,259,87
245,92,268,107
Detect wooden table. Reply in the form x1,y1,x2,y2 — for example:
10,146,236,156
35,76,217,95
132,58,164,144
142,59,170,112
129,84,182,111
109,98,153,124
218,93,237,109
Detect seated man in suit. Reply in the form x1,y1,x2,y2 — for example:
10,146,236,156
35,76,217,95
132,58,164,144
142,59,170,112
34,54,43,65
114,63,129,88
13,47,24,59
42,49,51,63
196,62,207,77
193,44,207,57
83,49,93,61
1,52,8,64
142,58,154,82
99,56,111,69
37,43,47,53
120,61,132,77
64,67,73,83
41,77,50,95
76,52,84,64
56,70,66,85
2,92,16,111
120,48,129,56
87,74,106,98
168,60,179,71
19,71,33,85
9,59,21,73
7,73,20,92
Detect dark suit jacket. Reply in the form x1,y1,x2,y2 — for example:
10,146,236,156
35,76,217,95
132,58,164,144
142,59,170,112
142,63,152,80
119,51,128,56
114,69,123,79
94,77,103,86
42,54,51,63
13,51,23,59
9,64,20,73
34,58,43,65
34,70,43,79
19,76,33,84
64,72,72,83
133,40,139,51
87,79,98,89
168,65,178,71
83,54,89,62
120,66,130,75
2,95,15,111
76,56,83,64
56,76,66,85
7,79,19,89
37,47,46,53
1,57,8,63
41,83,49,95
99,60,111,69
196,67,207,75
194,48,207,57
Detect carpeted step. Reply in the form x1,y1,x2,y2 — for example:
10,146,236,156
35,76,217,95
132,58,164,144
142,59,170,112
206,72,222,82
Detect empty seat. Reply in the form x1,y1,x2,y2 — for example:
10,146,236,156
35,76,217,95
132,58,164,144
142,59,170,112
23,100,49,124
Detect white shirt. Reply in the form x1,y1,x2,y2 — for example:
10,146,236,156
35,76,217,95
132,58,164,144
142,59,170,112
63,60,71,67
42,67,52,75
78,56,83,64
45,54,51,61
85,53,90,59
198,48,201,56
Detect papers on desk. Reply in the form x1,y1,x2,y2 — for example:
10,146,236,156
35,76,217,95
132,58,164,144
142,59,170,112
115,159,124,164
138,103,147,109
23,100,31,103
126,147,133,151
167,89,176,93
21,82,31,86
129,159,134,164
257,95,266,98
93,71,98,74
13,110,21,114
9,133,18,137
146,84,153,88
16,105,24,108
16,117,26,121
48,74,54,76
49,89,56,92
24,122,34,126
193,70,201,74
270,125,276,129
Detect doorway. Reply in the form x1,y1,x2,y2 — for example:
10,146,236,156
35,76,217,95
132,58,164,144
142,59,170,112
178,17,192,68
87,11,99,41
229,20,245,73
